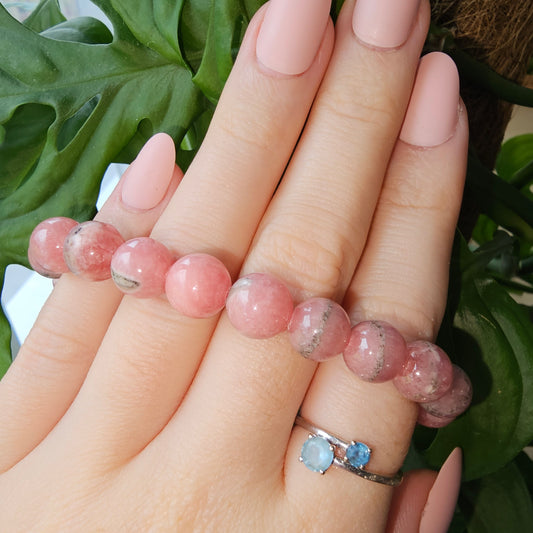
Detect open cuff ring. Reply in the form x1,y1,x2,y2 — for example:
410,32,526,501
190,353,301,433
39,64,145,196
294,416,403,486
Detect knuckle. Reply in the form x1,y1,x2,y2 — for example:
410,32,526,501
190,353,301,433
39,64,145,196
216,113,275,155
19,321,93,377
318,76,398,133
214,82,289,156
382,154,463,214
350,292,443,342
111,301,184,386
253,218,353,299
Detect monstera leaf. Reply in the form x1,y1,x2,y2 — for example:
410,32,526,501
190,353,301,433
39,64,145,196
0,0,263,372
425,237,533,481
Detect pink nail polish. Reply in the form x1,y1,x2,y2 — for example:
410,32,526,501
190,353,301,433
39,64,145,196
352,0,420,49
121,133,176,210
419,448,462,533
256,0,331,75
399,52,460,147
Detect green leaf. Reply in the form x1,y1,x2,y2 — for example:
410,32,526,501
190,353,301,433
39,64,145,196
466,155,533,243
471,214,498,247
459,459,533,532
0,268,11,377
179,0,263,101
97,0,186,65
0,2,204,265
514,451,533,498
40,16,113,44
466,231,517,275
330,0,346,20
192,0,254,102
496,134,533,188
426,238,533,481
0,102,56,199
23,0,65,32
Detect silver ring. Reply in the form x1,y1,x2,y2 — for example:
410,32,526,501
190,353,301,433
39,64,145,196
294,416,403,487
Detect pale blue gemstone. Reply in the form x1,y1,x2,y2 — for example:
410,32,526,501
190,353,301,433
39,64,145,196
346,442,371,469
300,436,334,473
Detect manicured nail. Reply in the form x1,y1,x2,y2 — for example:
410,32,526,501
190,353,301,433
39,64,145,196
419,448,462,533
399,52,460,147
352,0,420,49
256,0,331,75
121,133,176,210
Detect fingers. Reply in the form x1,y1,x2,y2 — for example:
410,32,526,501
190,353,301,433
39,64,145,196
386,449,462,533
45,2,335,465
287,55,468,528
0,134,181,472
386,469,437,533
172,0,430,471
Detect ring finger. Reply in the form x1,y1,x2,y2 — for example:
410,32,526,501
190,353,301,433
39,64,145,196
289,55,468,531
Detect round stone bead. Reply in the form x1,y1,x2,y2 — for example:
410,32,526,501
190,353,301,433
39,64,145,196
417,407,456,428
393,341,453,402
111,237,174,298
343,321,407,382
288,298,351,361
300,435,334,474
63,221,124,281
165,253,231,318
419,365,473,419
226,273,294,339
28,217,78,278
346,442,371,469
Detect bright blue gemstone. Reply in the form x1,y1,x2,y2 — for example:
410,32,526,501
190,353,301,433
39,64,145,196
300,436,334,473
346,442,371,469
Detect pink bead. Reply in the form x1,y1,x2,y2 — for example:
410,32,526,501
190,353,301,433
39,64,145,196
111,237,174,298
343,321,407,382
419,365,473,419
393,341,453,402
226,273,294,339
417,407,456,428
63,221,124,281
165,253,231,318
28,217,78,278
288,298,351,361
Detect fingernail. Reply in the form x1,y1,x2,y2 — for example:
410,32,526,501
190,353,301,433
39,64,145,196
256,0,331,75
419,448,462,533
399,52,460,147
121,133,176,210
352,0,420,49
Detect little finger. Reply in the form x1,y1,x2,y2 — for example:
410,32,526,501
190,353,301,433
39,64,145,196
0,134,180,472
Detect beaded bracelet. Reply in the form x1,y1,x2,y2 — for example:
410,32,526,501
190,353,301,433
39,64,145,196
28,217,473,428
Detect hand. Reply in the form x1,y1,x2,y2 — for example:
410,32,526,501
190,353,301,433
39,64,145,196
0,0,468,531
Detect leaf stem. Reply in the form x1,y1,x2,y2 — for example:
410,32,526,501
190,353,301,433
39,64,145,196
450,49,533,107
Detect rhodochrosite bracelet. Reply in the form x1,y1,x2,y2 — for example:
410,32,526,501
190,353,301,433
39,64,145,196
28,217,473,428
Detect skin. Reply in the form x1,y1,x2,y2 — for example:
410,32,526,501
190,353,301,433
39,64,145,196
0,1,468,531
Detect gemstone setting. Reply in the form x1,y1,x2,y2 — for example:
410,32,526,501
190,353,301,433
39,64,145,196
300,435,334,474
346,442,371,469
